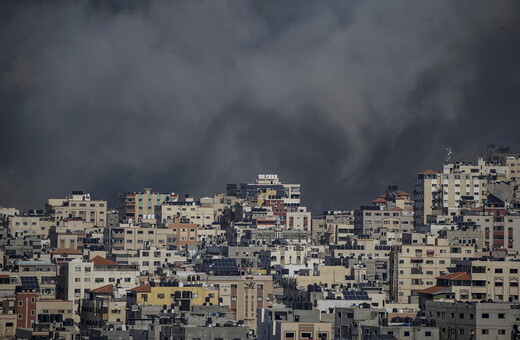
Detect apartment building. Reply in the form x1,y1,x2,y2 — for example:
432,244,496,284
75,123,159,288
47,191,107,227
452,257,520,301
127,283,219,311
105,223,196,252
354,206,414,235
118,188,178,221
165,222,198,250
286,207,311,231
257,308,332,340
158,198,216,228
413,170,439,227
79,284,127,332
396,237,475,303
205,275,274,331
229,174,301,208
425,301,520,340
454,208,520,250
7,216,52,238
57,256,139,319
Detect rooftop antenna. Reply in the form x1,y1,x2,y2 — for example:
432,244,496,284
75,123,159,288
445,147,453,164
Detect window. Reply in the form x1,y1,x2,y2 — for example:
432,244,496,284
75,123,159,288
157,294,165,299
285,333,295,339
482,313,489,318
511,269,518,274
404,331,410,336
498,314,506,319
482,329,489,334
495,268,503,273
499,330,506,335
18,314,22,319
300,333,312,339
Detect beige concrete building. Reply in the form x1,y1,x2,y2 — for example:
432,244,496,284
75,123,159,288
397,236,475,302
158,198,216,228
354,208,414,235
105,223,193,252
57,256,139,320
205,275,274,331
286,208,311,231
295,266,353,288
8,216,52,238
0,314,16,338
413,170,439,227
453,258,520,301
258,308,332,340
80,284,127,330
119,187,178,221
47,191,107,227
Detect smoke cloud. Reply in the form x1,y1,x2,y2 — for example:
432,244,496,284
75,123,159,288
1,1,520,212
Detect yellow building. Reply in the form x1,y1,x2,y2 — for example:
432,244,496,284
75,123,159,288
128,283,218,311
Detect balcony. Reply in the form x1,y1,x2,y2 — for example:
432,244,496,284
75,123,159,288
411,268,423,275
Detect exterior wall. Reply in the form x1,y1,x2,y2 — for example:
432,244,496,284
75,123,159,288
165,222,198,249
48,193,107,227
8,216,51,238
0,314,16,338
207,275,273,331
58,259,139,320
413,172,438,227
455,259,520,301
459,212,520,250
106,225,188,252
286,210,311,231
355,209,413,235
136,248,186,274
133,286,218,307
35,300,74,321
426,301,520,340
267,245,306,266
15,292,37,328
398,243,475,303
119,188,178,221
295,266,352,287
439,173,485,208
159,201,216,228
277,321,332,340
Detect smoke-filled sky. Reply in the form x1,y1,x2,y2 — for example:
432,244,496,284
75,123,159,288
1,1,520,213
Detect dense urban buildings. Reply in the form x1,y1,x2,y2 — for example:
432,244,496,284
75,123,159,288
2,146,520,339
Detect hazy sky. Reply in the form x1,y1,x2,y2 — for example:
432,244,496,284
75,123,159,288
1,1,519,213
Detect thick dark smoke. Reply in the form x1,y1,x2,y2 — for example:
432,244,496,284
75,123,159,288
1,1,520,213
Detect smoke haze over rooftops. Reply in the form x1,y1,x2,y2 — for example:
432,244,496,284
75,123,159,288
0,1,519,212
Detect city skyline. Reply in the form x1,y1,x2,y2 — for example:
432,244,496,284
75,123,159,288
1,1,520,213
